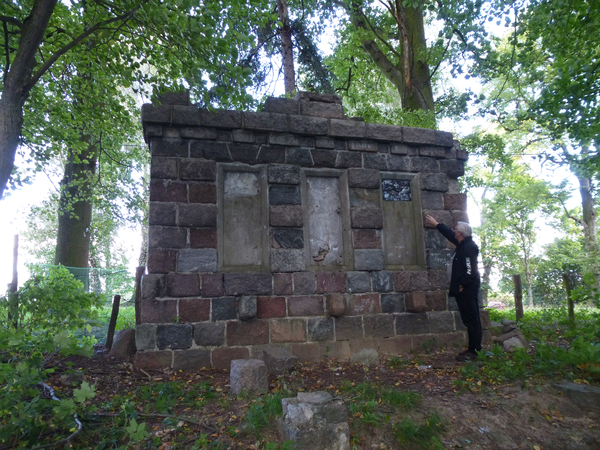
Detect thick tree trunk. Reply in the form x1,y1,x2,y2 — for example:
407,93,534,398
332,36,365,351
276,0,295,95
54,142,98,268
0,0,58,199
347,0,434,112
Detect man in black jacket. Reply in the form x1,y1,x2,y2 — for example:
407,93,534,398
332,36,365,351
426,214,482,361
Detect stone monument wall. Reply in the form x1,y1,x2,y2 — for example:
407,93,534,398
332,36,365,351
136,91,484,370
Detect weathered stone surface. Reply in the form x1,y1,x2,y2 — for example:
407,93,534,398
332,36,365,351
268,164,300,184
271,228,304,249
426,291,447,311
347,140,377,152
419,146,447,158
307,318,334,341
325,293,346,317
350,348,379,366
271,319,307,342
352,229,382,249
387,154,411,171
193,322,225,346
150,180,187,202
402,126,436,145
198,109,243,129
212,348,250,370
311,149,337,167
270,205,303,227
421,173,449,192
263,346,299,375
334,151,362,168
410,157,440,173
348,168,380,188
264,97,298,114
363,315,394,338
151,157,178,179
372,271,393,292
351,207,383,229
553,382,600,412
493,328,529,352
135,351,172,370
365,122,402,141
177,204,217,227
135,324,156,351
270,133,300,146
273,273,293,295
230,359,268,395
244,111,287,132
156,324,193,350
271,249,306,272
227,320,269,346
354,249,384,271
316,272,346,293
289,115,329,135
238,296,258,321
300,100,345,119
363,153,388,170
444,193,468,210
288,296,324,316
177,249,217,272
269,185,302,205
224,273,273,295
424,228,448,249
439,159,465,177
141,300,177,323
315,136,335,148
188,182,217,204
428,249,452,270
141,274,166,299
280,392,350,450
330,118,365,138
396,313,429,335
349,188,380,208
296,91,342,104
293,272,316,294
421,192,444,210
189,141,231,161
180,126,218,140
347,294,380,315
172,348,211,371
166,273,201,297
257,296,287,318
428,311,455,333
258,148,285,165
148,226,187,249
406,291,427,313
179,298,210,322
381,293,405,313
189,228,217,249
149,138,188,157
228,144,260,163
346,272,371,293
179,159,216,180
335,316,363,340
108,328,137,357
286,147,314,166
211,297,238,321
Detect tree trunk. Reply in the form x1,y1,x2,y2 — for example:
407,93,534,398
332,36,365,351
276,0,295,95
347,0,434,112
0,0,58,199
54,142,98,269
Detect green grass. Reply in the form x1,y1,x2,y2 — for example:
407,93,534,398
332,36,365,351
460,306,600,387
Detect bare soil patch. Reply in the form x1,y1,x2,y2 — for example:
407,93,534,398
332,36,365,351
46,347,599,449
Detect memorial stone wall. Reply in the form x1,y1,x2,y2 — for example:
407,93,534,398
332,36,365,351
135,91,489,370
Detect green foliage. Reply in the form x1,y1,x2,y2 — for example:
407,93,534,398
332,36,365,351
392,412,446,450
460,307,600,387
245,391,287,438
0,267,103,448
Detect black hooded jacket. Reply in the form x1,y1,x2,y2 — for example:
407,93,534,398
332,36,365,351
436,223,480,297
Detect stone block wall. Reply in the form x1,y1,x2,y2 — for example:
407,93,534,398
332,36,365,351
137,91,482,370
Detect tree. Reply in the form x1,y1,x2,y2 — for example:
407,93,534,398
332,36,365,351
479,165,558,307
0,0,260,201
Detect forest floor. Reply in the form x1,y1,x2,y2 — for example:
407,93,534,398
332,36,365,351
45,346,600,450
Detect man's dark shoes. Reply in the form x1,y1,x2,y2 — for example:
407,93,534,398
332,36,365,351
456,349,478,362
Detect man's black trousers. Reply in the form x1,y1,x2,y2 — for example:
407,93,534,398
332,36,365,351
455,287,482,352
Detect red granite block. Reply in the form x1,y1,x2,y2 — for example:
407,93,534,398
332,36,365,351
211,347,250,370
178,298,210,322
316,272,346,293
257,296,287,318
347,293,380,316
288,296,324,316
227,320,269,346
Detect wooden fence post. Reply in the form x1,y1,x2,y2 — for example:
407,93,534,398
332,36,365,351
513,274,524,321
134,266,145,326
105,295,121,351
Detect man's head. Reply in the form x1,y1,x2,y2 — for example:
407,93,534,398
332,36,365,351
454,221,472,242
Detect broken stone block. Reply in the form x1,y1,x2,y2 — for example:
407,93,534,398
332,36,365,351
262,346,298,375
109,328,137,358
230,359,268,396
280,391,350,450
493,328,529,352
553,382,600,412
238,296,258,321
349,348,379,366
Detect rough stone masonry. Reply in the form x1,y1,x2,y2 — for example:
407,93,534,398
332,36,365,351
135,91,491,370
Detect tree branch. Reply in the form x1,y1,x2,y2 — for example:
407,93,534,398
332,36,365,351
25,3,145,92
0,15,23,28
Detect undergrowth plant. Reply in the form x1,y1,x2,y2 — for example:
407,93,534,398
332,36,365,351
0,266,104,448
